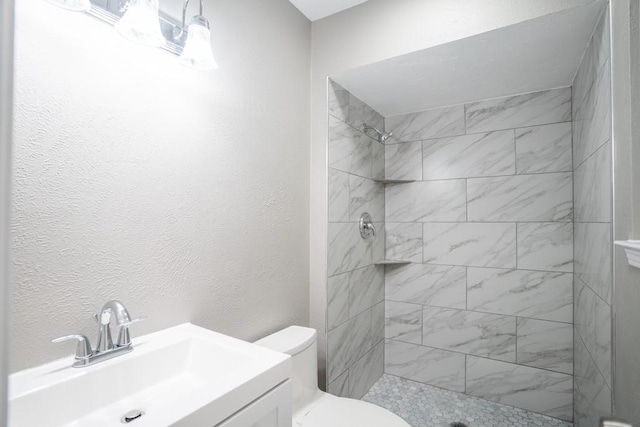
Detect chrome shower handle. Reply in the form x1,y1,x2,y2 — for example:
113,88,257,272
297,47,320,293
359,212,376,239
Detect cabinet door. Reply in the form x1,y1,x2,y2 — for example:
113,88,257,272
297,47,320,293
217,380,292,427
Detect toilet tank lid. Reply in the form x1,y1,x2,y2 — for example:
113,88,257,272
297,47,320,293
254,326,317,356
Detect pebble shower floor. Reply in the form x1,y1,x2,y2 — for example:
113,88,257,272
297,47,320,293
361,374,573,427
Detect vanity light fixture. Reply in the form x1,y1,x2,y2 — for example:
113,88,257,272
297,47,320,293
46,0,90,12
114,0,165,47
44,0,218,71
175,0,218,70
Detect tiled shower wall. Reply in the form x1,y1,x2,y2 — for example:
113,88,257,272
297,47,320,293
325,81,387,399
571,6,613,427
383,88,575,421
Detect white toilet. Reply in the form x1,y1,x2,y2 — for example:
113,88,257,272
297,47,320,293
254,326,410,427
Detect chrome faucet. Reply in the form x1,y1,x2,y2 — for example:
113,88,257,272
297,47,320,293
52,300,146,368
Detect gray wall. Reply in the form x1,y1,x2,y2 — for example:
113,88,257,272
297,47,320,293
571,5,614,426
612,0,640,422
1,0,15,422
325,81,385,398
381,88,574,421
10,0,311,372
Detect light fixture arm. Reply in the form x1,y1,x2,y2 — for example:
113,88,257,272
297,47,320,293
175,0,205,40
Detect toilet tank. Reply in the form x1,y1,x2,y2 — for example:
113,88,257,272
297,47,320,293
254,326,319,413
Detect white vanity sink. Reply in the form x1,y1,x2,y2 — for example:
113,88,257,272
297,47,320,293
8,323,291,426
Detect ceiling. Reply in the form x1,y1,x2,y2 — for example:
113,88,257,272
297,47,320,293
288,0,369,21
331,1,606,117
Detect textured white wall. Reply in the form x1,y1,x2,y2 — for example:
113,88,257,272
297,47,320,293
1,0,15,421
309,0,600,385
10,0,311,372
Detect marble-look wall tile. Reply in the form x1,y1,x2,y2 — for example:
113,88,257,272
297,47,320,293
423,223,516,268
327,309,372,382
573,59,611,168
349,94,384,133
386,105,465,142
348,341,384,399
327,272,349,330
386,180,467,222
465,87,572,133
467,173,573,222
328,222,372,276
349,265,384,318
385,339,466,392
574,384,591,427
385,264,466,309
328,80,349,123
516,318,573,374
467,267,573,322
329,115,372,178
385,141,422,181
422,130,515,180
372,141,385,180
574,222,612,304
574,332,612,426
595,295,612,388
422,307,516,362
575,277,597,360
327,370,349,398
574,141,611,223
372,222,385,263
466,356,573,421
517,222,573,272
515,122,572,174
328,168,349,222
385,223,422,262
573,6,609,112
575,276,612,388
385,301,422,344
372,301,385,345
349,175,384,222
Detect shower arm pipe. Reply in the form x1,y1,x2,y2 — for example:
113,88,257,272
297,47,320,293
175,0,204,40
363,123,393,142
362,123,383,136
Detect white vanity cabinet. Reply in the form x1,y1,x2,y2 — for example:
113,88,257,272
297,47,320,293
217,380,292,427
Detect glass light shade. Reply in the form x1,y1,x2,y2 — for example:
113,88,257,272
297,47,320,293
114,0,165,47
179,16,218,70
46,0,91,12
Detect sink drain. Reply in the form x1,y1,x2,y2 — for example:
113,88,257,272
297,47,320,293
121,410,145,424
450,423,469,427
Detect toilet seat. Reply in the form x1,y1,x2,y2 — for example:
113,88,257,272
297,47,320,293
294,392,409,427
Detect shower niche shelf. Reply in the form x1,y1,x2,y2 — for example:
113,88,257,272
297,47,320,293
375,259,412,265
373,178,416,184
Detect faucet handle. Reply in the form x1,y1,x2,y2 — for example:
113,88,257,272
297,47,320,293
52,335,92,360
119,315,147,327
116,316,147,347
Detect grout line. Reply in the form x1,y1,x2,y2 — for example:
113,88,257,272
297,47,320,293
463,103,468,134
465,178,469,221
573,137,612,172
379,220,582,224
515,222,519,269
386,337,572,376
384,298,574,326
465,266,468,311
515,316,519,363
513,128,518,175
464,354,467,393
